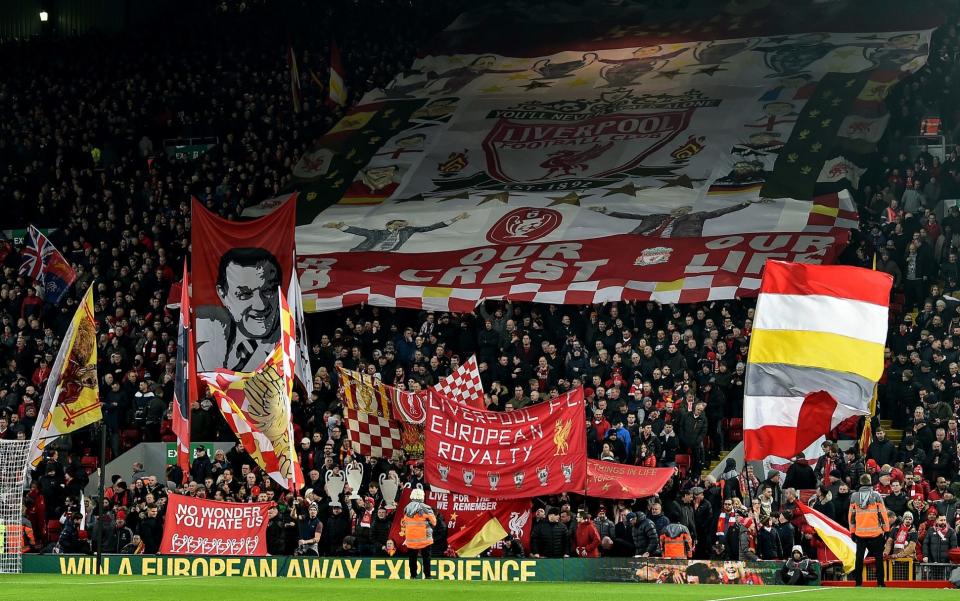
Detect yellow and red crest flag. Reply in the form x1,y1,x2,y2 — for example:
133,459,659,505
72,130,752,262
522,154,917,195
27,286,100,468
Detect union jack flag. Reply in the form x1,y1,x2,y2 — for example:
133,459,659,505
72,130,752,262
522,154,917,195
18,225,76,305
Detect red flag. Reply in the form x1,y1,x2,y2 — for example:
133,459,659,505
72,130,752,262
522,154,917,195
585,460,674,499
173,259,197,483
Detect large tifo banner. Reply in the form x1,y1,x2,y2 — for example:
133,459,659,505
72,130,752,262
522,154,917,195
257,1,936,311
424,387,586,498
159,494,270,556
192,197,296,372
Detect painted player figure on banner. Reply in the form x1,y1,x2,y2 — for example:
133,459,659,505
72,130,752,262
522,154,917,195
196,248,282,372
323,213,469,252
590,198,770,238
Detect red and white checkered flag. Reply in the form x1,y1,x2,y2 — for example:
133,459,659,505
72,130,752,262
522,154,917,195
433,354,485,410
342,405,403,459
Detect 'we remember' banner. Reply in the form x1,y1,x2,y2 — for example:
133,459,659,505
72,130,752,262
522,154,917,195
160,494,270,556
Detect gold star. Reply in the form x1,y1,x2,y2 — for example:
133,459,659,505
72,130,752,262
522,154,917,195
449,512,458,522
603,182,644,197
522,80,552,91
438,191,470,202
548,191,583,206
659,174,695,189
478,191,510,205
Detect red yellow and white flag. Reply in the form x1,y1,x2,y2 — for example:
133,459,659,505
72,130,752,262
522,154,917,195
200,288,304,492
744,261,891,461
797,501,857,573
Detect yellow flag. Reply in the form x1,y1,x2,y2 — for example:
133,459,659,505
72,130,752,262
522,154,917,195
27,286,100,468
454,515,508,558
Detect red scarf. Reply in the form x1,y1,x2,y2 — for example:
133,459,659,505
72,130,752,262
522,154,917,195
894,525,910,549
360,508,373,528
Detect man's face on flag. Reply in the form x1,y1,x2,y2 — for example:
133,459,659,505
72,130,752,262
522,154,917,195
217,259,280,339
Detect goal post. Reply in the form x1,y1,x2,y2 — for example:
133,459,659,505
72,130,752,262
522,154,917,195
0,440,30,573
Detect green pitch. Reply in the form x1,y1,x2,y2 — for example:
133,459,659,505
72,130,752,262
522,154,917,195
0,576,955,601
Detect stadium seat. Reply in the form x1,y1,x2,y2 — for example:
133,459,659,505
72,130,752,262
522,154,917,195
46,520,61,542
675,454,691,478
80,456,99,474
727,418,743,443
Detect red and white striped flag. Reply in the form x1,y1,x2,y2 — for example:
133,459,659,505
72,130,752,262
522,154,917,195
328,41,347,107
744,261,891,461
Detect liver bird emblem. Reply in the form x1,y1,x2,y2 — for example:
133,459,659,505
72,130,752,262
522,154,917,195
554,419,573,455
538,142,614,179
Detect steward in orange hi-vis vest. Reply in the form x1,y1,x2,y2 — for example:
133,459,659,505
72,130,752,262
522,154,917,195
659,523,694,558
400,488,437,579
848,475,891,587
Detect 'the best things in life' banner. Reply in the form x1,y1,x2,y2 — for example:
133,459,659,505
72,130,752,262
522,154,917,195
424,388,586,498
160,494,270,556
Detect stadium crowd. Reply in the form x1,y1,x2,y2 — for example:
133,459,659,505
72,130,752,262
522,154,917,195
2,1,960,572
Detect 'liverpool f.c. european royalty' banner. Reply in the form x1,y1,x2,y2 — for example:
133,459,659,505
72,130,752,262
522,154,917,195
253,1,938,312
160,494,270,556
424,387,586,498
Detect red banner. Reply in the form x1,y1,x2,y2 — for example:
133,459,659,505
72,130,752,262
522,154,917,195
586,460,675,499
297,229,850,312
424,388,586,499
388,487,532,555
191,196,296,373
159,494,270,556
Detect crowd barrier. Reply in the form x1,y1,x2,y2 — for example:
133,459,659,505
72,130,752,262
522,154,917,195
22,555,820,584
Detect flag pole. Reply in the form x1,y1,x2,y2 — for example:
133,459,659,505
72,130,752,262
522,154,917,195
96,421,107,574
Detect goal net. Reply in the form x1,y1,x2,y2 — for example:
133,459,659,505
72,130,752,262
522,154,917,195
0,440,30,573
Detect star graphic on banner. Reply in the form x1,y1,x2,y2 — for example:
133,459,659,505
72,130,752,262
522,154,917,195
522,80,553,91
547,191,583,206
481,85,504,94
659,174,696,189
478,191,510,205
696,65,724,76
603,182,644,197
438,191,471,202
449,512,459,522
568,77,590,87
655,69,682,80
